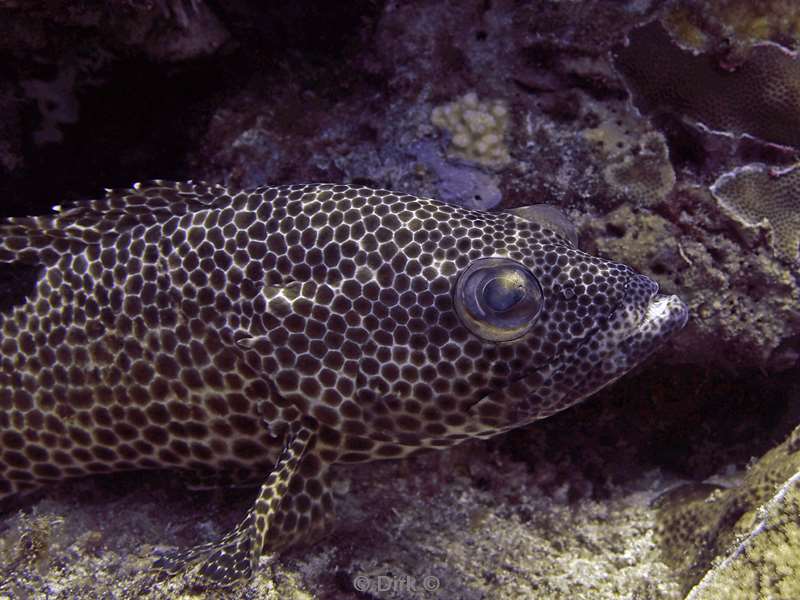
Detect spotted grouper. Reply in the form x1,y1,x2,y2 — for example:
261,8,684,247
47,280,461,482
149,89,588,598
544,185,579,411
0,182,688,585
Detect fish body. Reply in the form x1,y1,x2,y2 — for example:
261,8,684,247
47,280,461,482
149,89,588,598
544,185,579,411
0,182,688,584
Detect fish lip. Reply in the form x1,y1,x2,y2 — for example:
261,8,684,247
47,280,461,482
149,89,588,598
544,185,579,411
635,292,689,336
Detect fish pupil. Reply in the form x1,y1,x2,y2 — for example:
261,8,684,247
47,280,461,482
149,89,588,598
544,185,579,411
482,276,525,312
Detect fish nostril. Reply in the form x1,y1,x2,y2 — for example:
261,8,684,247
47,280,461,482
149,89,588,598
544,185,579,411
637,274,659,296
625,273,660,303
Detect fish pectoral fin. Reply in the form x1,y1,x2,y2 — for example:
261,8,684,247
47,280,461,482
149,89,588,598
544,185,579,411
151,418,335,588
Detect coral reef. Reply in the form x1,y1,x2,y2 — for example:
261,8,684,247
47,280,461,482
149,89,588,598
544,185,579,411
0,446,683,599
686,471,800,600
614,20,800,148
601,131,675,208
710,162,800,263
1,1,800,598
512,0,665,52
655,425,800,593
431,92,511,168
663,0,800,51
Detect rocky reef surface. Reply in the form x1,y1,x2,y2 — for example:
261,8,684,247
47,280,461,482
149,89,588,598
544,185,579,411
0,1,799,598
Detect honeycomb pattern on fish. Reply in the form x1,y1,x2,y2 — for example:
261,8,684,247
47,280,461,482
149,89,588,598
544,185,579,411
0,182,688,586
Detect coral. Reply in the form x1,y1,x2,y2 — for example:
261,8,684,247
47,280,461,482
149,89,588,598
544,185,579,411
613,21,800,148
686,470,800,600
583,104,676,208
583,103,650,159
663,1,800,51
655,425,800,593
602,132,675,207
710,163,800,263
431,92,511,168
512,0,664,53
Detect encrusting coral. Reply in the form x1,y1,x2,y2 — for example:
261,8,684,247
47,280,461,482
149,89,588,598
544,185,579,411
583,104,676,207
431,92,511,168
613,20,800,149
710,163,800,263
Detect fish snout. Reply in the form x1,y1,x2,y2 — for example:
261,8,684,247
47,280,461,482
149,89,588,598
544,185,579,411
626,272,660,304
621,272,689,340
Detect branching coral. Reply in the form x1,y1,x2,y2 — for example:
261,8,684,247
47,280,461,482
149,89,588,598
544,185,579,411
613,21,800,148
710,163,800,263
431,92,511,168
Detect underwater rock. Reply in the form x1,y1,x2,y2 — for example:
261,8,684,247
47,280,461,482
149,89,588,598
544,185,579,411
0,1,229,62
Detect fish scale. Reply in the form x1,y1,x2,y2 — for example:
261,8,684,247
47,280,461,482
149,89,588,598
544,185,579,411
0,181,688,586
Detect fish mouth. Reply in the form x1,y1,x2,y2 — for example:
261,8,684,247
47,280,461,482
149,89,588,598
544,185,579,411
632,292,689,340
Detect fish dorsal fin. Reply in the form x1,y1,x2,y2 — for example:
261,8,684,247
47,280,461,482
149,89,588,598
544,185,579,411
0,180,231,264
53,180,229,217
507,204,579,247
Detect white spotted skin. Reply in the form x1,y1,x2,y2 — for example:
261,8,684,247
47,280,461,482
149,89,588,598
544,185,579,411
0,181,688,501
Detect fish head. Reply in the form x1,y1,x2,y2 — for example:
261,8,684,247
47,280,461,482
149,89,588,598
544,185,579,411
454,227,689,434
234,186,687,442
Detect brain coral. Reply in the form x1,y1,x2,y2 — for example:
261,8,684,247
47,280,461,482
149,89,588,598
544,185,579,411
431,92,511,168
613,21,800,148
710,163,800,263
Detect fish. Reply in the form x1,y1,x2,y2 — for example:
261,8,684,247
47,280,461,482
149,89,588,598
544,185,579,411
0,181,689,586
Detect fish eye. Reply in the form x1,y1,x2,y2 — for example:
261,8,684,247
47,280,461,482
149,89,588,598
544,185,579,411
454,257,543,341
